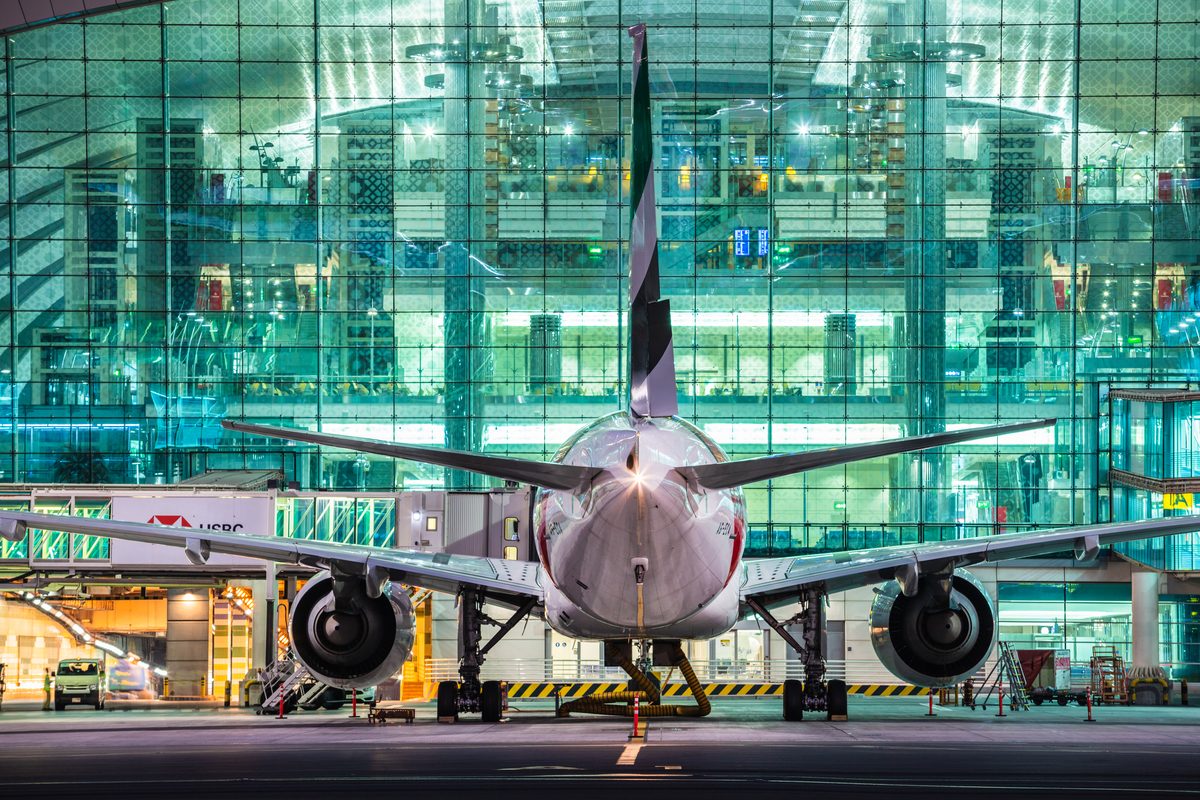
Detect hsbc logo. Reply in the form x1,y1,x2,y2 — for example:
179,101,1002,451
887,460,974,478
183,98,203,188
147,515,244,532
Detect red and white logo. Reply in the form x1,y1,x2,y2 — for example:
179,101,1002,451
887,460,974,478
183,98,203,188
147,515,193,527
146,514,243,532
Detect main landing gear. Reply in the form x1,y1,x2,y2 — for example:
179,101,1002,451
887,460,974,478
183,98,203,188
436,586,536,723
747,585,848,722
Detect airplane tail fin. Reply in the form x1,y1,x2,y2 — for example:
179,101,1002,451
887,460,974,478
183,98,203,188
628,23,678,418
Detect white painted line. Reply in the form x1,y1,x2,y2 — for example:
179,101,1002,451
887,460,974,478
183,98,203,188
616,742,642,766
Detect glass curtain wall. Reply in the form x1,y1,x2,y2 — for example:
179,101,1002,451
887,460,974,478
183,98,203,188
0,0,1198,549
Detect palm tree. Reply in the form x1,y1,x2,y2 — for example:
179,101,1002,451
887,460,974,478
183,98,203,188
52,444,111,484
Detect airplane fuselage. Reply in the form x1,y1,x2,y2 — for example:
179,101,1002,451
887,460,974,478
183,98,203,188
534,412,746,639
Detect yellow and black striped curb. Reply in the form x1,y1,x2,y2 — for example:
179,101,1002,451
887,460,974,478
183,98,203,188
505,682,931,699
850,684,932,697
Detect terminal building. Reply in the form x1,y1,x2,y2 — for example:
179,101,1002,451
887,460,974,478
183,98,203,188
1,0,1199,700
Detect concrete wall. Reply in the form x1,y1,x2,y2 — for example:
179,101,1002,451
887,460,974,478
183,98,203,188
166,589,211,696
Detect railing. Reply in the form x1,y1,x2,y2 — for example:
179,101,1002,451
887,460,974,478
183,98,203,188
423,658,932,685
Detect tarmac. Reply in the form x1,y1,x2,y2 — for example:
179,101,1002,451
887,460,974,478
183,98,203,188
1,695,1198,798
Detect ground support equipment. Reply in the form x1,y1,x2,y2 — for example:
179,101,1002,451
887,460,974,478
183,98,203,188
557,640,711,718
368,701,416,725
1090,645,1129,704
975,641,1029,711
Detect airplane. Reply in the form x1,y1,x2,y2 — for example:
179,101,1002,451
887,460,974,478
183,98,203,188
3,23,1199,723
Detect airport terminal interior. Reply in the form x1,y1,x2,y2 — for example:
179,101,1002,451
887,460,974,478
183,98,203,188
1,2,1200,791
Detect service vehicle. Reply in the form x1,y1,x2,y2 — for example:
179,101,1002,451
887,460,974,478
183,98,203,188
55,658,106,710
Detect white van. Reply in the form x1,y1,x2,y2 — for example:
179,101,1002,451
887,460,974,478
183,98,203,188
55,658,106,710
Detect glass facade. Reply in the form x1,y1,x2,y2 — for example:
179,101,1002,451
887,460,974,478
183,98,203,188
2,0,1199,544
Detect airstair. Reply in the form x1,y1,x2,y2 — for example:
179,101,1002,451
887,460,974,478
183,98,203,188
258,656,314,713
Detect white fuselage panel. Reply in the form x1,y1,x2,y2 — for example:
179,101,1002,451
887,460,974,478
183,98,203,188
534,412,745,639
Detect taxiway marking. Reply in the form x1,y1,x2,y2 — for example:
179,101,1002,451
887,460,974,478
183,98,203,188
616,742,642,766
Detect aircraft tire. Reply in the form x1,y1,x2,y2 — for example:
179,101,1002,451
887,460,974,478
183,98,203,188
437,680,459,720
783,679,804,721
481,680,502,722
826,679,848,720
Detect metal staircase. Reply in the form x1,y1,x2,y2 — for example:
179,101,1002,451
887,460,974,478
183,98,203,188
258,656,312,713
1090,645,1129,704
976,641,1030,711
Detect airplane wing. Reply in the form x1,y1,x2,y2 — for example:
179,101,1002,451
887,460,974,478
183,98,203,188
222,420,598,492
0,512,542,606
678,418,1055,490
741,514,1200,608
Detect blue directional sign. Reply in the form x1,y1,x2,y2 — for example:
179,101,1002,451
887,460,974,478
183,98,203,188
757,228,770,256
734,228,751,257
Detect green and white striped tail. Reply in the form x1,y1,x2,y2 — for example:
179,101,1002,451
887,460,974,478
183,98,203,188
627,23,678,418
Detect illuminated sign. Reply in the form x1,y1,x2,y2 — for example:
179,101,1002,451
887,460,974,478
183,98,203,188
734,228,751,257
757,228,770,256
1163,493,1194,511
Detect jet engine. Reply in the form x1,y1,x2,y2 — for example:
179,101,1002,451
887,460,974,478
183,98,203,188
289,571,415,689
869,569,996,688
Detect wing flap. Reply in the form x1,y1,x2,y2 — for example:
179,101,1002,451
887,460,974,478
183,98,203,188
222,420,597,492
680,418,1056,490
0,511,543,601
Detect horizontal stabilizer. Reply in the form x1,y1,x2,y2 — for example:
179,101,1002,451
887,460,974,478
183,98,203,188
678,418,1056,490
222,420,599,491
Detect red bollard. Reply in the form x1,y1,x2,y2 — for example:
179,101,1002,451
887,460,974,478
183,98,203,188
632,695,640,738
995,686,1006,717
276,690,286,720
927,691,936,717
1085,687,1094,722
349,692,358,718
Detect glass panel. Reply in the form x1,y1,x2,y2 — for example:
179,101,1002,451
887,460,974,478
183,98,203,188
0,0,1194,554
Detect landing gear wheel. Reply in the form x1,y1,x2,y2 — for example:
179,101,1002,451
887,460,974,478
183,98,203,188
783,679,804,721
437,681,459,721
481,680,502,722
826,679,848,720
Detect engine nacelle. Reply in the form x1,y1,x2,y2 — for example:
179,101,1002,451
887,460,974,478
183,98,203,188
289,572,415,689
869,569,996,688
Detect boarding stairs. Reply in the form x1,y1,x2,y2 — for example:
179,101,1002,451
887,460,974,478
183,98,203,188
976,641,1030,711
259,656,318,713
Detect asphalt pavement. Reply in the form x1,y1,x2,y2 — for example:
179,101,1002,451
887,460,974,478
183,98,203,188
1,696,1197,798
